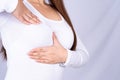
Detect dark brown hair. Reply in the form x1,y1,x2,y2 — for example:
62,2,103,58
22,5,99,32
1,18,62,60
49,0,77,50
2,46,6,59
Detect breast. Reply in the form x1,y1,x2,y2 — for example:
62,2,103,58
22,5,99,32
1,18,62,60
47,21,74,49
1,16,73,80
2,20,66,80
1,20,53,56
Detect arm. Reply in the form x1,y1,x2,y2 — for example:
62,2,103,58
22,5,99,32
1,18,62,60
28,33,89,68
60,34,89,67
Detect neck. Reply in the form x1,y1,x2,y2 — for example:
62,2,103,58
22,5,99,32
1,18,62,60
38,0,45,5
28,0,46,5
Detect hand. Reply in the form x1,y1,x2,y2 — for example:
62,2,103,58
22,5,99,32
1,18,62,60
28,32,68,64
12,0,40,24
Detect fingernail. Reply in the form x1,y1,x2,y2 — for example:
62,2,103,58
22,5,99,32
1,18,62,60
33,53,38,56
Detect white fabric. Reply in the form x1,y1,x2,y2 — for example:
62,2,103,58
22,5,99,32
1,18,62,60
0,0,18,79
0,0,18,13
1,0,120,80
0,0,88,80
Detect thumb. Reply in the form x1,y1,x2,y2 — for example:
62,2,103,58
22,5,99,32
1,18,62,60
52,32,60,46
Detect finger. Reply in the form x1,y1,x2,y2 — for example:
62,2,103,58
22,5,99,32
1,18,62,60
23,14,37,24
36,60,57,64
30,47,47,53
30,55,49,62
30,56,40,60
33,56,57,64
29,13,40,23
28,51,46,59
36,60,47,63
38,56,49,60
36,59,50,64
28,52,38,56
19,16,31,25
29,53,46,59
25,13,40,23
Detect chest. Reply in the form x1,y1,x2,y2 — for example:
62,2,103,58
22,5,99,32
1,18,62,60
0,17,74,51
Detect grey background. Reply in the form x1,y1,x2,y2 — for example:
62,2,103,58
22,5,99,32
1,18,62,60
63,0,120,80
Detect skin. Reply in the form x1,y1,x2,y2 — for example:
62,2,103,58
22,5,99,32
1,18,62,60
28,32,68,64
27,0,67,64
9,0,67,64
12,0,40,24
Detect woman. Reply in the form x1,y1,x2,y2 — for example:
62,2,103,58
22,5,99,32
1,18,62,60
0,0,89,80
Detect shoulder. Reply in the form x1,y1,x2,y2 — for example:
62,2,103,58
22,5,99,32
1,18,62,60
0,12,10,26
0,12,9,19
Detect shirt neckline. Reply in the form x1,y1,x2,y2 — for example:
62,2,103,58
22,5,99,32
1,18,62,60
23,0,64,23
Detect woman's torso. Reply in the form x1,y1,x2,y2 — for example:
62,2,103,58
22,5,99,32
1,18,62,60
0,1,74,80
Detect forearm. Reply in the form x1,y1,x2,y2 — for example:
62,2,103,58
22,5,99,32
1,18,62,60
60,35,89,68
60,49,89,68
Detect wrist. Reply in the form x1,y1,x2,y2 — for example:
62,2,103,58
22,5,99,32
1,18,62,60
59,49,72,67
60,49,67,63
